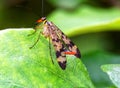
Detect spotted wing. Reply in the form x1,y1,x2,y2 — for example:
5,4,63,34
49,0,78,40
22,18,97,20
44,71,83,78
51,22,81,58
46,22,67,70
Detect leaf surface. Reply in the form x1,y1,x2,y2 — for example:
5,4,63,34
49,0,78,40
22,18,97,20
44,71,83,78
0,29,94,88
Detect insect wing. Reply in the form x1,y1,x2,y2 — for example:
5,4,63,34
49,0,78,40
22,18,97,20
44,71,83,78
51,22,81,58
45,21,67,70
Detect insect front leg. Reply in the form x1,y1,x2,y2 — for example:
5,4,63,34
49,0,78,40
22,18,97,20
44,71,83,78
28,24,43,36
28,29,37,36
29,30,42,49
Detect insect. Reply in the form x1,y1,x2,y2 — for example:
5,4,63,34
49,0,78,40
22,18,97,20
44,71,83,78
30,17,81,70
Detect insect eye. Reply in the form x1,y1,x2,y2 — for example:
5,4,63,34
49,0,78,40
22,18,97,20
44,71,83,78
35,17,46,23
41,17,46,21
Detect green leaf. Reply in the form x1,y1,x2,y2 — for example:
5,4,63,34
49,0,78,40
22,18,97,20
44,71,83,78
0,29,94,88
101,64,120,88
82,51,120,87
48,6,120,36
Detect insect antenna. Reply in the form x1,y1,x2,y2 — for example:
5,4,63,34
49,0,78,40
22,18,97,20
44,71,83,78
41,0,44,17
29,0,45,49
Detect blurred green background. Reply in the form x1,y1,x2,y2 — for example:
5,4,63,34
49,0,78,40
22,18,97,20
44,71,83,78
0,0,120,87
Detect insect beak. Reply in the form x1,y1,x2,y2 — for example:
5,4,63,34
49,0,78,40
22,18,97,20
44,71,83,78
33,19,43,29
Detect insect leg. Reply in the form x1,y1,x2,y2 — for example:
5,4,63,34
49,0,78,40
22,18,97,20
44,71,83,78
29,31,41,49
28,29,37,36
28,24,43,36
49,34,54,64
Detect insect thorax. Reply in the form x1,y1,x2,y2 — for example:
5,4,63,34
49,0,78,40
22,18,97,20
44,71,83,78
42,21,53,37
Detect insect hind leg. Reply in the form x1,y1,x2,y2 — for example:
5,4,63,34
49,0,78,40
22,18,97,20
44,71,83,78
49,37,54,64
